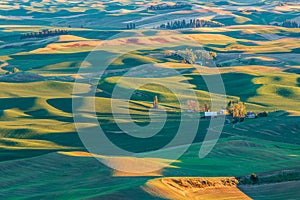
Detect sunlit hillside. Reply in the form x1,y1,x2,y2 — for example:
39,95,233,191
0,0,299,199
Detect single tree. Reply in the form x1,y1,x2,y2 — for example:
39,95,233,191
13,67,20,73
202,102,210,112
209,51,217,60
250,173,259,184
153,95,159,109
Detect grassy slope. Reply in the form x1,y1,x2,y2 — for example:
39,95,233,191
0,4,299,198
0,113,298,199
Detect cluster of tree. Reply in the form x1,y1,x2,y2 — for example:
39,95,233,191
240,9,258,13
20,29,69,39
159,19,224,30
148,2,190,11
257,112,268,117
281,20,299,28
187,100,199,112
273,20,299,28
187,100,210,112
126,23,136,30
227,100,247,122
278,2,286,7
165,48,217,64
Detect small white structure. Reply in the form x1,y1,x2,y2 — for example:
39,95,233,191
246,111,256,119
205,112,218,118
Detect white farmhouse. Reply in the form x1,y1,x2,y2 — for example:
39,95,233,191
205,112,218,118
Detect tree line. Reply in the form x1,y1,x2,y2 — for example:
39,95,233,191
20,29,69,39
148,2,190,11
126,23,136,30
159,19,224,30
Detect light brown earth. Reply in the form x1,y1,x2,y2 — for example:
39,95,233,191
59,151,179,177
143,177,251,200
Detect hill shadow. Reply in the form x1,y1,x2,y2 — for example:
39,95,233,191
9,52,89,71
283,68,300,75
0,97,37,110
276,88,294,98
186,72,262,102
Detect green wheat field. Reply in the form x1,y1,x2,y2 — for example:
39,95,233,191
0,0,299,199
